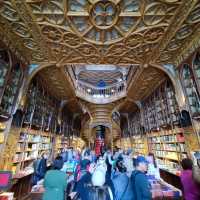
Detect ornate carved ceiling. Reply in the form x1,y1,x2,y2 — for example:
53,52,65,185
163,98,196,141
120,65,167,113
38,66,82,113
127,66,166,101
1,0,200,117
0,0,199,66
72,65,130,86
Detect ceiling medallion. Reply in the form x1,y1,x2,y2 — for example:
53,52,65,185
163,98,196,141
90,1,119,30
67,0,140,45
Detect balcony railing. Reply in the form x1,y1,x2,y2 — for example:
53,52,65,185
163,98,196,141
76,80,127,104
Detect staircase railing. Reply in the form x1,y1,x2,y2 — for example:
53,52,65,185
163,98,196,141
76,80,127,104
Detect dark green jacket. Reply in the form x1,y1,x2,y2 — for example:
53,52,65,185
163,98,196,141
131,170,152,200
43,170,67,200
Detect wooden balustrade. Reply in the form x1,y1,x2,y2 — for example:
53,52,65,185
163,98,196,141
76,80,127,104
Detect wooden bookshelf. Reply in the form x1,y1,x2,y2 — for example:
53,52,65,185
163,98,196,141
119,138,132,150
54,135,85,155
132,135,148,156
142,80,179,133
11,128,53,175
55,135,69,155
147,127,188,175
0,50,24,119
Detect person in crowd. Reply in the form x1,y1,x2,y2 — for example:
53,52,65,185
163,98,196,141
90,150,97,163
61,146,68,162
192,151,200,184
113,148,123,160
82,148,92,164
95,154,115,197
74,158,92,199
123,149,135,177
105,150,114,181
32,151,48,185
43,156,67,200
95,156,107,175
68,147,74,161
146,153,160,179
86,168,114,200
180,158,200,200
131,156,152,200
111,160,133,200
61,154,79,177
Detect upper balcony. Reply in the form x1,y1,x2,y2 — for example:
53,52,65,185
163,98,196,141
75,80,127,104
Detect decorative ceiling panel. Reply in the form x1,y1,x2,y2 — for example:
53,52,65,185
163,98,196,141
157,1,200,66
38,66,81,112
127,67,166,101
0,0,50,62
2,0,197,65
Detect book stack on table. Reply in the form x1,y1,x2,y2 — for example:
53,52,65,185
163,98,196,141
148,175,182,199
0,192,14,200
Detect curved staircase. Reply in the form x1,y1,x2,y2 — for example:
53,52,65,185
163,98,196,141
80,101,122,144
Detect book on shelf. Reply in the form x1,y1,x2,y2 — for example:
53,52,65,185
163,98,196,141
11,129,53,175
147,128,188,175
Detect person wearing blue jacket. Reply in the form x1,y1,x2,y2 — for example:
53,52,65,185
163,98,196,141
111,159,133,200
32,152,47,185
131,156,152,200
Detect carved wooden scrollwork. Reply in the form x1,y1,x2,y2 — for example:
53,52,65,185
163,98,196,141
157,1,200,65
0,0,199,65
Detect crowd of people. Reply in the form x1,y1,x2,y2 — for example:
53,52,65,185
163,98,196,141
32,147,200,200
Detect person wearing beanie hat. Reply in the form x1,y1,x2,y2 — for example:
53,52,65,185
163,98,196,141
131,156,151,200
43,156,67,200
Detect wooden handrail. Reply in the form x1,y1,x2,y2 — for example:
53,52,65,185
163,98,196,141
75,80,127,104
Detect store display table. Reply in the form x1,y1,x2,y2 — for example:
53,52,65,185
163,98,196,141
0,192,14,200
148,175,182,200
159,168,182,190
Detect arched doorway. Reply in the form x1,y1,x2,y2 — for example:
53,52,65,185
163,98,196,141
92,125,111,155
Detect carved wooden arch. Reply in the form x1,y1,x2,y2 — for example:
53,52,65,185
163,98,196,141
90,122,111,130
26,63,56,89
111,98,127,116
150,63,187,111
78,100,92,120
19,63,56,108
